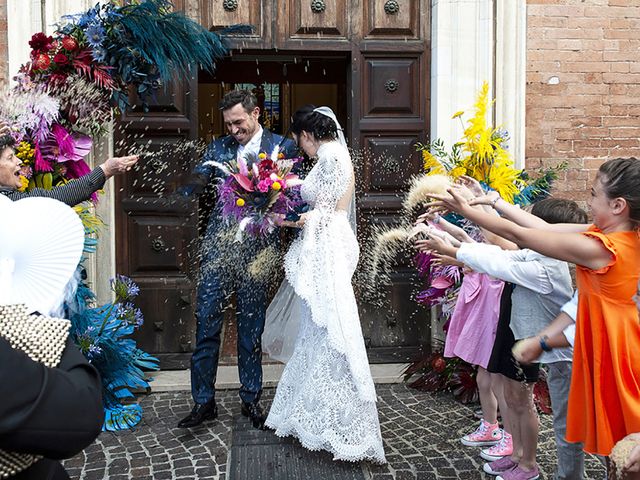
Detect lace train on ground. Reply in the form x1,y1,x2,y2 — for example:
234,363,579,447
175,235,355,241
265,303,386,463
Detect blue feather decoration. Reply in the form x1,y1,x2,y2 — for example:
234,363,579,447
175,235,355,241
67,269,159,431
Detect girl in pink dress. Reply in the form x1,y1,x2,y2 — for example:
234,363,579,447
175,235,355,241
415,214,505,448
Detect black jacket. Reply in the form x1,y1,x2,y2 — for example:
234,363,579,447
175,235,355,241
0,337,104,459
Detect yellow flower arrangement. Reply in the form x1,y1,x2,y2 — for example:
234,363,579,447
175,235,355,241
422,150,446,175
18,175,29,192
15,141,35,165
414,81,524,203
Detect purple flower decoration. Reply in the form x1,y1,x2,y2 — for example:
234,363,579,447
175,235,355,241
33,140,53,172
111,275,141,302
40,123,92,165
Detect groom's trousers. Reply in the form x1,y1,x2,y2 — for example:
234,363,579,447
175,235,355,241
190,236,267,405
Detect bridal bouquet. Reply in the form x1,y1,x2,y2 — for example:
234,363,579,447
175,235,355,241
210,149,304,239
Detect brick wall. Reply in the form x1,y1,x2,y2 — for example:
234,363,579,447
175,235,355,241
526,0,640,209
0,0,7,88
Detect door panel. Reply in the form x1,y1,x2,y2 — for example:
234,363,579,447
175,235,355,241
199,0,271,47
364,0,420,38
361,135,423,191
362,56,421,118
115,75,199,369
124,215,193,274
360,269,430,361
276,0,350,49
133,281,196,369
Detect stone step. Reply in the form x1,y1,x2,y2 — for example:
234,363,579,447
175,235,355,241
149,363,409,392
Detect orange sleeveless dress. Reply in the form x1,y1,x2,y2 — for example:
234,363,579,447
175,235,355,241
565,227,640,456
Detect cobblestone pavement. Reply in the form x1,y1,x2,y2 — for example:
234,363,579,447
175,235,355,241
64,384,606,479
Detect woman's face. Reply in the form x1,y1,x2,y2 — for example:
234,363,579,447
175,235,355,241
588,176,620,231
292,131,317,157
0,146,22,189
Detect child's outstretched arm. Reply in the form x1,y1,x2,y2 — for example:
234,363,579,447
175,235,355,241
429,187,613,271
512,292,578,364
416,211,474,244
467,188,590,234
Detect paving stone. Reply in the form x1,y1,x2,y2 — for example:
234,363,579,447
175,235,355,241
63,384,606,479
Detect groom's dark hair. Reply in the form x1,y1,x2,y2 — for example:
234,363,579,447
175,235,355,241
219,89,258,113
290,104,337,141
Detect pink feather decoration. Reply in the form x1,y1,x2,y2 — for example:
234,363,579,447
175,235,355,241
34,141,53,172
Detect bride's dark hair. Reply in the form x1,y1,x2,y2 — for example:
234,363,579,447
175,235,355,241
290,104,338,141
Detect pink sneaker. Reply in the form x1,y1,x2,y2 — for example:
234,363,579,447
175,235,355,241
480,430,513,461
460,419,502,446
497,465,540,480
483,457,517,476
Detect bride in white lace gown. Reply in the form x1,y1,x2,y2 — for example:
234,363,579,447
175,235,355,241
263,106,386,464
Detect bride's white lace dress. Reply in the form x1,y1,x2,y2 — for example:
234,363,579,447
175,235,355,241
265,141,386,464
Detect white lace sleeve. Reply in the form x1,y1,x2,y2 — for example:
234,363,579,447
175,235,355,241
284,141,376,402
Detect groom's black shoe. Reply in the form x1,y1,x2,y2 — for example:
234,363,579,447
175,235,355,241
177,399,218,428
241,400,267,430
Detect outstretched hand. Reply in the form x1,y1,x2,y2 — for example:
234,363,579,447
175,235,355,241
457,175,484,197
431,252,464,268
100,155,140,178
427,186,473,216
414,232,456,258
469,190,501,208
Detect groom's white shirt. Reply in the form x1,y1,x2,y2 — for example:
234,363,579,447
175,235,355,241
236,126,263,161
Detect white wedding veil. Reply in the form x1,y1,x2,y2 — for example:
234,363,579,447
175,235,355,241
312,106,357,233
262,106,357,363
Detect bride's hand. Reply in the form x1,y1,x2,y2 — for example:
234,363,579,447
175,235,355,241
276,213,307,229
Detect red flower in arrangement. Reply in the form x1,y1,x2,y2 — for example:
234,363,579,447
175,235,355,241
448,364,479,404
61,36,79,52
533,370,552,414
53,53,70,66
257,158,276,179
29,32,54,52
431,355,447,373
33,53,51,70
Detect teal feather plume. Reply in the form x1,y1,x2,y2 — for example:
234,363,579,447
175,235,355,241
114,0,234,80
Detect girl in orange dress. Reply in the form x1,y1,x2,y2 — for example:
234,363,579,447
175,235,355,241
427,157,640,461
